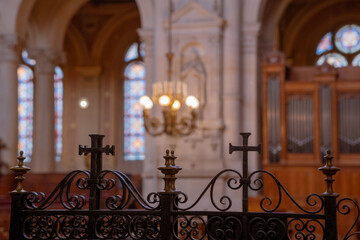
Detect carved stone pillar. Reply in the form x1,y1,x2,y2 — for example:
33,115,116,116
31,50,65,172
222,0,242,166
0,34,19,167
241,23,261,173
137,28,158,191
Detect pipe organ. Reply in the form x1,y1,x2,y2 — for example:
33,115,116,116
262,52,360,166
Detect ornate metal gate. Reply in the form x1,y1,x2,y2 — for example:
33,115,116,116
9,133,360,239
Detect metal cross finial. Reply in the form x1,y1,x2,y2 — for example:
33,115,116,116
229,132,262,174
79,134,115,172
229,132,261,214
79,134,115,210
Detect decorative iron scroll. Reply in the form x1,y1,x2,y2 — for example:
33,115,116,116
96,215,160,239
10,133,359,240
287,218,325,240
337,198,360,239
248,170,324,214
207,216,242,239
174,169,324,214
97,170,160,210
24,170,90,210
174,169,242,211
23,169,160,211
172,216,207,240
248,217,286,240
23,215,88,239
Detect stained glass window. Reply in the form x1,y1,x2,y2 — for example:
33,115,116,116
316,32,333,55
21,50,36,66
317,53,348,68
140,42,145,58
124,44,146,161
125,43,139,62
335,25,360,54
18,50,64,162
352,54,360,66
54,66,64,162
18,64,34,161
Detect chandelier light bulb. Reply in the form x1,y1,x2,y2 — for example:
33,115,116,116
159,95,171,106
140,96,153,109
172,100,181,110
185,95,199,109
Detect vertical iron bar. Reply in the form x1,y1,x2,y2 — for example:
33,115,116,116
323,195,338,240
9,192,26,240
240,132,250,240
87,134,105,239
240,132,250,213
159,193,175,240
229,132,261,240
95,135,104,209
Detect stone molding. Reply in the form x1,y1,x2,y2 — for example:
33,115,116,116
167,0,225,30
0,34,19,62
28,49,66,74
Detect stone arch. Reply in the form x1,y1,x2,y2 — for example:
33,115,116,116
91,9,140,64
0,0,35,36
65,23,89,66
135,0,154,29
258,0,292,52
26,0,87,52
283,0,360,66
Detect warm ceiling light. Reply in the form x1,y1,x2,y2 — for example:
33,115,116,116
185,96,199,109
139,0,199,136
171,100,181,110
79,98,89,109
140,96,153,109
159,95,171,106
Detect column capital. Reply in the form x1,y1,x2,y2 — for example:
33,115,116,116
0,34,19,62
28,49,66,73
242,23,261,54
137,28,154,57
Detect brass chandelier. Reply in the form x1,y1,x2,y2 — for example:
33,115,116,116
139,0,200,136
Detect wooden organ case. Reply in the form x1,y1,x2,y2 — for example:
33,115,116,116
261,51,360,224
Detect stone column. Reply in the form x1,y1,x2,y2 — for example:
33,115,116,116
138,28,158,194
241,23,261,173
223,0,241,166
0,34,19,167
31,49,64,172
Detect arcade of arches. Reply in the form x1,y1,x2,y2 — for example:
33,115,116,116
0,0,360,237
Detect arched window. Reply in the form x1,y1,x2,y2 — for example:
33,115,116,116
18,50,64,161
123,42,146,161
17,63,34,161
54,66,64,162
316,24,360,67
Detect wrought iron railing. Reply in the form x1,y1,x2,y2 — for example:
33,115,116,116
8,133,360,239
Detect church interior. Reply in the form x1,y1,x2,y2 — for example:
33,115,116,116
1,0,360,238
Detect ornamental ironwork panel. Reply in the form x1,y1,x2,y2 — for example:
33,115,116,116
9,133,360,239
